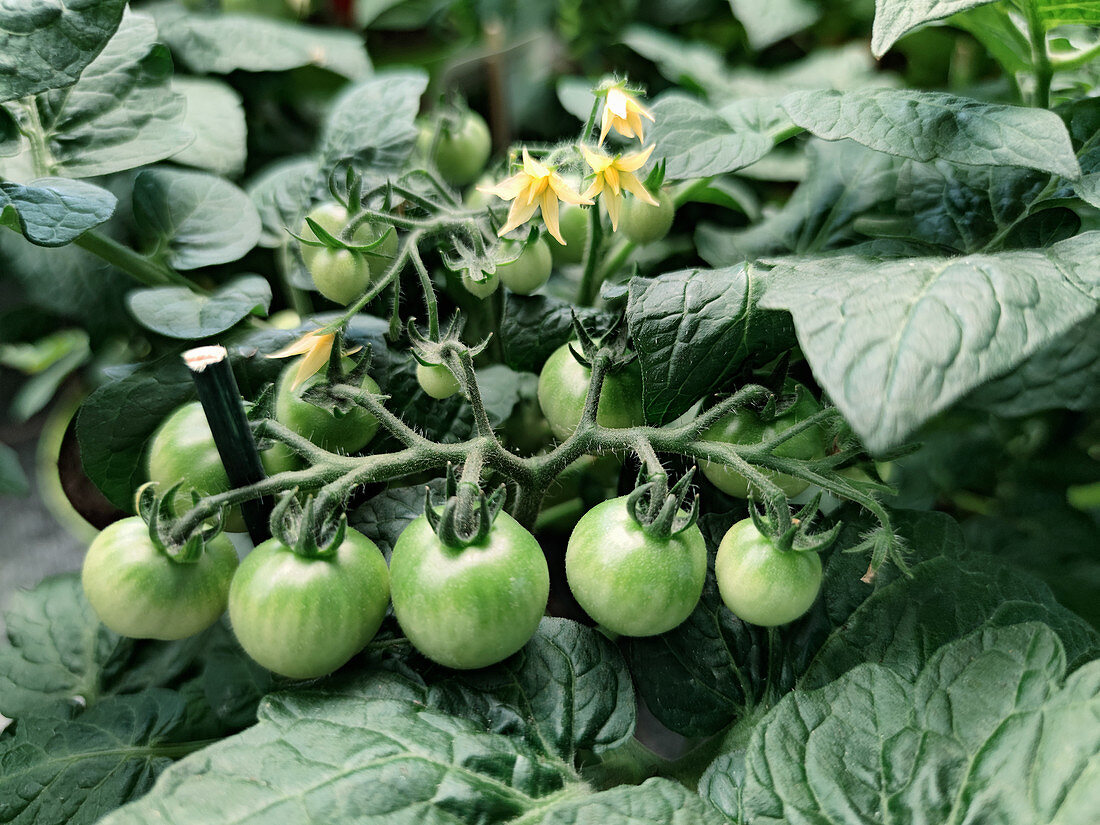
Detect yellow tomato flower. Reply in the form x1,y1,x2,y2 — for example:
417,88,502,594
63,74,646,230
478,149,592,245
267,330,361,390
579,144,659,230
599,86,655,146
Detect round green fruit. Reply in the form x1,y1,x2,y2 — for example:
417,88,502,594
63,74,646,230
418,110,492,187
416,363,461,399
228,528,390,679
700,383,826,499
82,516,238,640
715,517,823,626
566,496,706,636
274,359,381,454
548,205,589,265
389,512,549,669
537,343,645,440
620,190,674,244
146,401,244,531
498,238,552,294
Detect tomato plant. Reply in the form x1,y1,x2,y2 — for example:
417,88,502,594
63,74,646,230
389,510,549,669
714,517,823,627
5,1,1100,822
81,516,238,640
228,526,390,679
537,343,645,440
566,492,706,636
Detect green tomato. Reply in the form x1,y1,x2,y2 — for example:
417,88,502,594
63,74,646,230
537,343,645,440
146,401,244,532
275,359,381,454
389,511,549,669
462,269,499,298
498,238,552,294
228,528,390,678
700,383,826,499
352,220,399,280
299,202,348,268
416,363,461,399
309,247,371,306
566,496,706,636
715,517,822,626
548,205,589,265
82,516,238,640
619,190,674,244
418,110,492,186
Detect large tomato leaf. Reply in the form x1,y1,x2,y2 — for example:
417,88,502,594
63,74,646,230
759,232,1100,453
702,623,1100,825
0,0,127,103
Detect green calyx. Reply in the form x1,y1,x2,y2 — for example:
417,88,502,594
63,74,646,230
424,464,506,549
748,492,841,555
568,311,637,375
135,481,226,564
269,488,346,559
626,468,699,540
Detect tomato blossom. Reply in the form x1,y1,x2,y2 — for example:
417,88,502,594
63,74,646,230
478,148,592,245
267,330,360,390
579,143,659,230
599,86,655,146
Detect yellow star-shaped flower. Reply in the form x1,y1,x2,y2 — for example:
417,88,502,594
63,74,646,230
579,144,659,230
478,149,592,245
267,330,361,390
599,86,655,146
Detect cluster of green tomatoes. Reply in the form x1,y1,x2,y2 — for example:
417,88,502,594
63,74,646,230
82,335,829,678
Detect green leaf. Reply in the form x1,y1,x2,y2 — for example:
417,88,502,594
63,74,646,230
348,483,436,559
648,94,783,181
170,77,247,178
782,88,1081,179
0,690,189,825
99,687,717,825
0,234,133,340
132,168,262,270
624,510,1100,737
696,140,898,265
99,695,577,824
703,624,1100,825
0,178,116,247
872,0,999,57
477,364,539,427
895,159,1053,252
0,10,191,180
4,330,90,422
0,575,210,720
317,618,636,763
147,2,371,79
556,77,596,124
626,265,793,425
728,0,819,50
624,27,882,101
501,295,615,373
126,276,272,340
246,157,321,248
966,311,1100,415
0,0,127,102
759,232,1100,453
319,69,428,175
0,442,29,497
